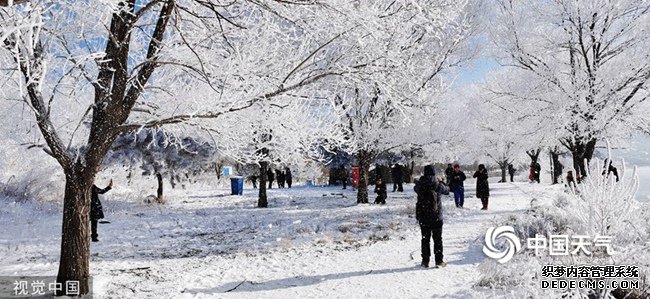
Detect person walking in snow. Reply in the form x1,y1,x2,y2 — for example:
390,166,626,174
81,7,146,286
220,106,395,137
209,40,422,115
508,164,515,182
91,179,112,242
267,168,275,189
473,164,490,210
276,169,285,188
337,165,348,189
285,167,293,188
391,163,404,192
449,164,466,208
374,178,387,204
414,165,450,268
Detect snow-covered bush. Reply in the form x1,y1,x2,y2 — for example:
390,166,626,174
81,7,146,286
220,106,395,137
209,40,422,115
0,146,63,203
477,157,649,298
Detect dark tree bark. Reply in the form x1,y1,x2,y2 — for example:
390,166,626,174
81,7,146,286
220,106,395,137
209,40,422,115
156,173,164,200
499,162,507,183
550,147,563,184
258,160,268,208
0,0,27,6
356,150,372,204
56,169,94,296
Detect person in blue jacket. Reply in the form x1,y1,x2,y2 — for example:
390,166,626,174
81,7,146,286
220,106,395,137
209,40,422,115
449,164,466,208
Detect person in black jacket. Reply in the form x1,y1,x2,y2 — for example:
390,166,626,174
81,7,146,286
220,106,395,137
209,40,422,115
276,169,285,188
449,164,466,208
285,167,293,188
374,178,387,204
337,165,348,189
91,180,112,242
473,164,490,210
391,164,404,192
415,165,450,268
602,159,619,182
267,168,275,189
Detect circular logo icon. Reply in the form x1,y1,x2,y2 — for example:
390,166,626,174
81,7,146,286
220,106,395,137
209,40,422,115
483,226,522,263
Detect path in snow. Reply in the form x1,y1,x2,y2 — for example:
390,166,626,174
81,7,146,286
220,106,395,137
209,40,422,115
91,181,555,298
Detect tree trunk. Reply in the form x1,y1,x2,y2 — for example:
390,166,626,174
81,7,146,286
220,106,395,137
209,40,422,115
156,173,163,200
500,162,507,183
56,169,94,296
550,149,561,184
356,150,371,204
258,161,268,208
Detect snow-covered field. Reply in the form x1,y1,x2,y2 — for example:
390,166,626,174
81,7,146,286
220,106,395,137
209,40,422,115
0,177,565,298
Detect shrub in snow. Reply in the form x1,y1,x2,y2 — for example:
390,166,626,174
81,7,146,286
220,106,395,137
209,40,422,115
0,147,63,203
477,157,649,298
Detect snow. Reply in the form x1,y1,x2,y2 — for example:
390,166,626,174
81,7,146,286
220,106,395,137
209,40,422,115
0,177,566,298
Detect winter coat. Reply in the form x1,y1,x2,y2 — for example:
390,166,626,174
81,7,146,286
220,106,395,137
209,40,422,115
276,170,285,183
374,181,387,195
508,164,515,175
473,169,490,198
285,169,292,182
415,166,450,225
391,164,404,182
336,167,348,181
533,162,541,174
449,171,466,189
267,169,275,181
91,185,111,220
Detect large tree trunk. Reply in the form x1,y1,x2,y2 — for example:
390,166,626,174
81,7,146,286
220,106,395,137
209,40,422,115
356,150,371,204
258,161,268,208
550,149,562,184
56,168,94,296
500,162,507,183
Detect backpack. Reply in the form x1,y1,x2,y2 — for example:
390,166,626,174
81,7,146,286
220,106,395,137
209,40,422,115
415,178,439,215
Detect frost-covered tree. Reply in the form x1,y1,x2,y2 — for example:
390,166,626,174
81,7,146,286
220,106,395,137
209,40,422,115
105,130,216,201
324,0,477,204
215,99,342,207
0,0,396,293
491,0,650,179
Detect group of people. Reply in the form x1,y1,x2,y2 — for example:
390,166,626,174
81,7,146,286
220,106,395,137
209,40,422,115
442,163,490,210
266,167,293,189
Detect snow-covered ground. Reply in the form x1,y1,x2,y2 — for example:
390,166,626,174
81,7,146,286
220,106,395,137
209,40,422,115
0,178,568,298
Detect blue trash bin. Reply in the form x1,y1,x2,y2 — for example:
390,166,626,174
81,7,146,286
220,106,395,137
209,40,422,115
230,176,244,195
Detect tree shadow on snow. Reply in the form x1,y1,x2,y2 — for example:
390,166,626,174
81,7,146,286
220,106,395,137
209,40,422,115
189,266,422,294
